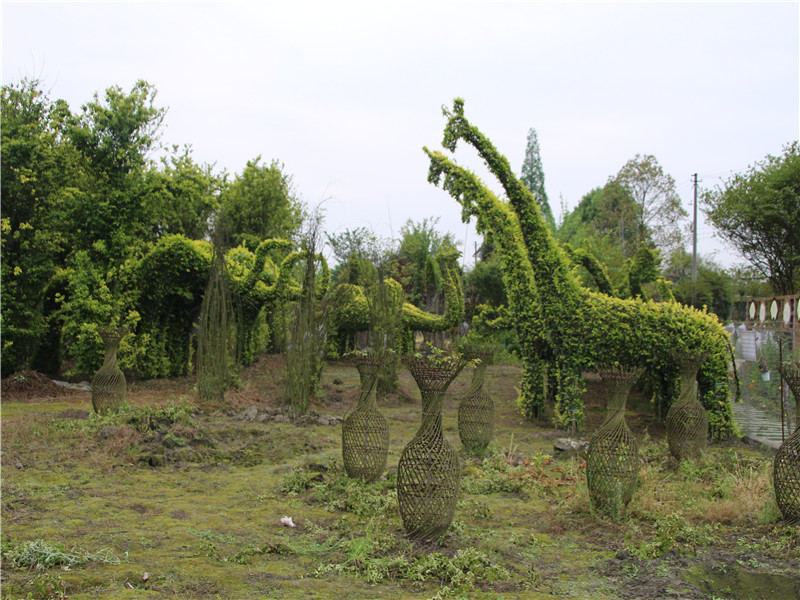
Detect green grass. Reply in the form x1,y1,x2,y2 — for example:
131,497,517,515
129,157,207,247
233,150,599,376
1,355,798,599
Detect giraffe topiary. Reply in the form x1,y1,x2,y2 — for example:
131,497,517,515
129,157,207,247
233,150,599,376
425,99,736,436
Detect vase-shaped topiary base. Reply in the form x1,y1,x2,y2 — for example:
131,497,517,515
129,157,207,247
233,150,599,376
665,351,709,460
774,428,800,524
586,365,643,519
397,425,460,539
397,352,466,539
457,345,496,455
774,362,800,524
342,353,390,483
91,328,126,415
458,389,494,455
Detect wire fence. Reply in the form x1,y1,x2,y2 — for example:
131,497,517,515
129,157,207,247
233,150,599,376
732,323,798,440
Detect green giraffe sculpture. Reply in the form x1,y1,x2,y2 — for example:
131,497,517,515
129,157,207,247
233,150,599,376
226,238,293,362
425,99,736,436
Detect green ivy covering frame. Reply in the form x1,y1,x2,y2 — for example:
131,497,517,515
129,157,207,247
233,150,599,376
424,99,736,437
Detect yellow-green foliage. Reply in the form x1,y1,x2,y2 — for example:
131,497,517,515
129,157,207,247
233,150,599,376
134,234,212,378
426,99,735,436
328,260,464,356
133,236,328,376
226,240,302,364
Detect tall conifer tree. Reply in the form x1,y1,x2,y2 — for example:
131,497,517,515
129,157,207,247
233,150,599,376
520,128,555,230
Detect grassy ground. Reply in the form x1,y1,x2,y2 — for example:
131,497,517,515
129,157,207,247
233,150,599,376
2,355,798,600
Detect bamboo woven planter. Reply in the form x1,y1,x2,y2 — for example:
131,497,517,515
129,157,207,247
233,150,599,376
397,353,466,540
586,365,643,519
342,352,390,483
665,351,709,460
775,362,800,524
91,328,126,415
457,345,496,455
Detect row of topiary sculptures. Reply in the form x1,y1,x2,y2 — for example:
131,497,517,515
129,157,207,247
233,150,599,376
339,347,799,538
92,96,798,533
338,97,798,536
341,344,496,539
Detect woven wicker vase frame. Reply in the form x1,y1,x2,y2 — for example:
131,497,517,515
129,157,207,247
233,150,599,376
665,352,709,460
774,362,800,524
458,347,495,455
91,329,126,415
586,366,644,519
342,354,390,483
397,355,466,540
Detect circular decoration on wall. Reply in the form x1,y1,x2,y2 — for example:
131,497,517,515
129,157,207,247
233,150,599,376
770,298,779,320
759,301,767,323
748,300,757,321
784,299,793,325
796,298,800,323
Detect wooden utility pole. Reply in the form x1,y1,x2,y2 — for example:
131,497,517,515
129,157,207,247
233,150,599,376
691,173,698,306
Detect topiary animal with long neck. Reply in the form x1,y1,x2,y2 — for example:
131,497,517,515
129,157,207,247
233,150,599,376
425,99,735,436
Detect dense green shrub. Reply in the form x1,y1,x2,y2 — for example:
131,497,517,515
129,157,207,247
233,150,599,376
135,234,211,378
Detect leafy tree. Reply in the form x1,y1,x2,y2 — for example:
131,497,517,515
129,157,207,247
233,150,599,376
64,80,166,259
1,79,75,373
391,217,458,311
661,248,734,319
520,128,554,229
627,244,661,299
727,264,773,300
326,226,387,287
466,252,507,310
218,157,303,251
557,182,642,293
58,250,142,375
612,154,687,254
54,81,168,374
702,142,800,295
143,145,221,240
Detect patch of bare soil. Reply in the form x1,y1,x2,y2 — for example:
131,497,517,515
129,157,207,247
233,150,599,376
607,548,800,600
1,370,71,400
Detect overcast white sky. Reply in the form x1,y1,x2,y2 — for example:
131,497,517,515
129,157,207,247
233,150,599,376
3,1,798,268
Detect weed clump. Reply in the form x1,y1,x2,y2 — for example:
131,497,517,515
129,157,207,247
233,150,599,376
315,546,510,596
279,461,396,519
55,401,197,435
2,538,120,570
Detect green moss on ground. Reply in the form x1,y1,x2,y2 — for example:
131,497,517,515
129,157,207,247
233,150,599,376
2,356,797,599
